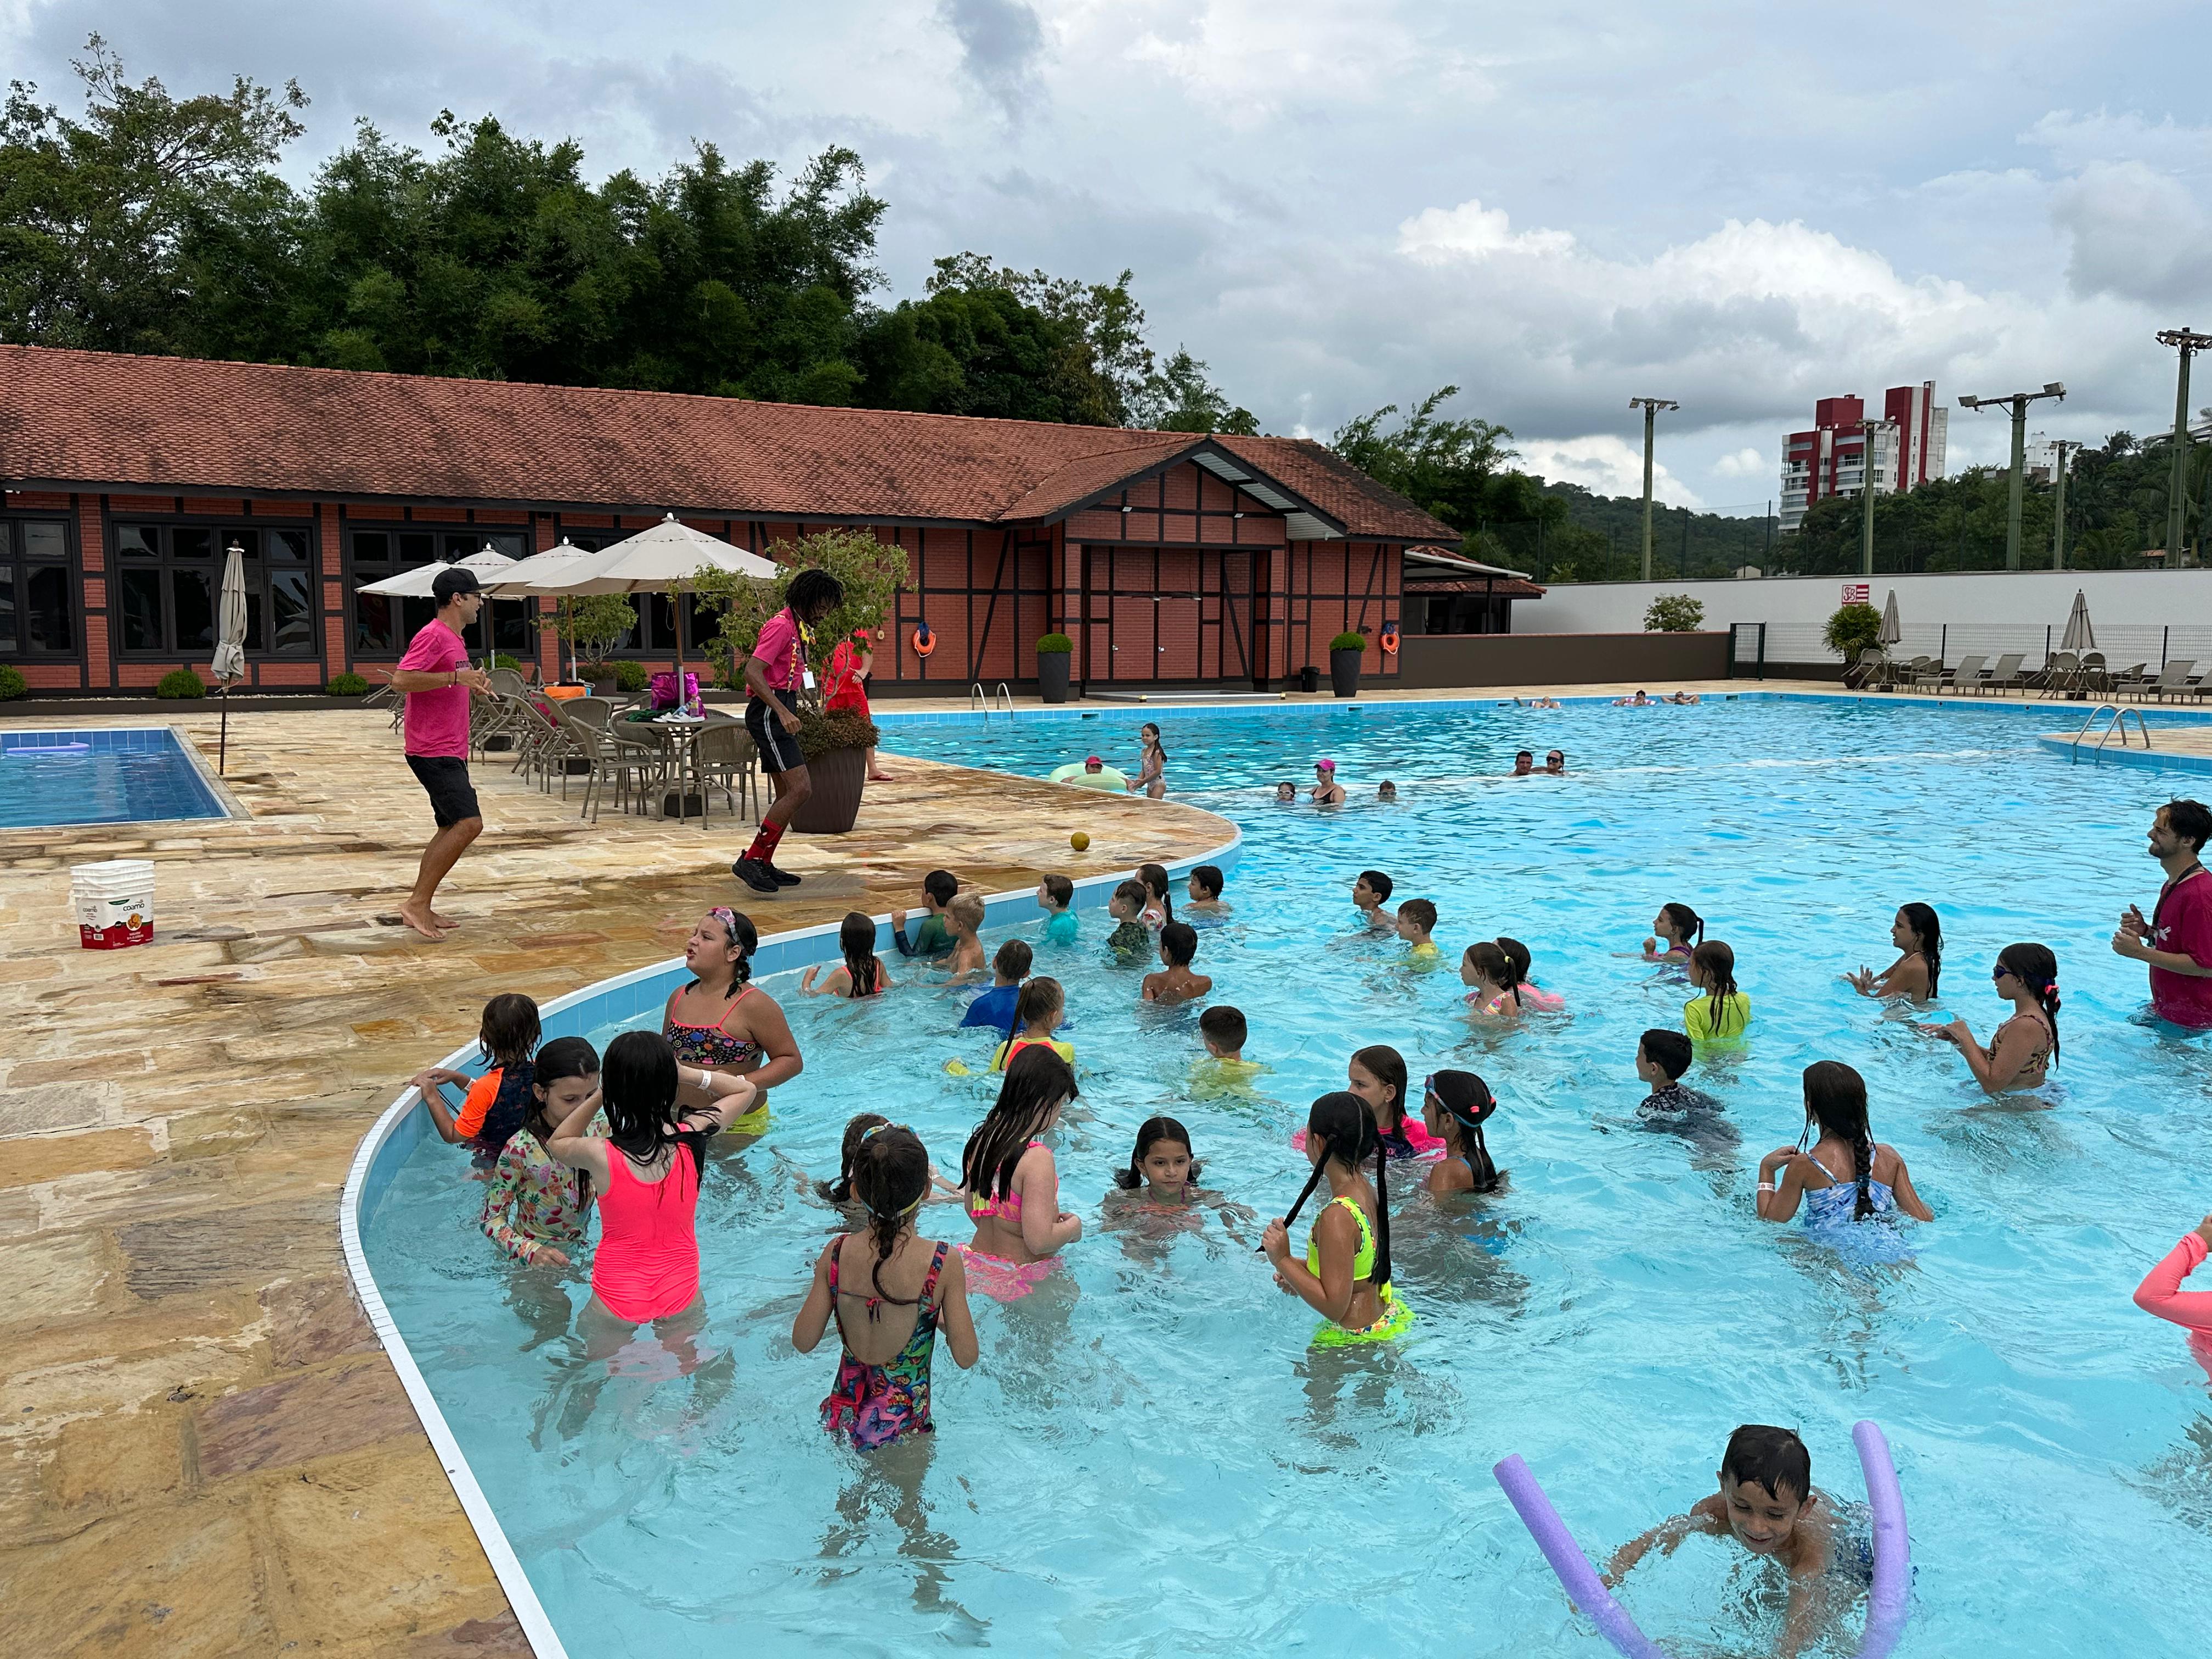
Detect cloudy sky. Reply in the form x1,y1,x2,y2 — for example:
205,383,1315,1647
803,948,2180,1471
9,1,2208,511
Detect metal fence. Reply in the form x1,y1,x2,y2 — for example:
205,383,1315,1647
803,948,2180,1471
1753,623,2212,671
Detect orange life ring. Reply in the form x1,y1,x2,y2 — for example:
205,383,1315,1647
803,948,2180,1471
912,622,936,658
1380,623,1400,655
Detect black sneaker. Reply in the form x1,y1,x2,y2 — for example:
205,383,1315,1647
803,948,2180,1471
731,857,778,895
764,863,802,887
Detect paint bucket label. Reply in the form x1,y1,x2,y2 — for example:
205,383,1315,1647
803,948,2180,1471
71,862,156,950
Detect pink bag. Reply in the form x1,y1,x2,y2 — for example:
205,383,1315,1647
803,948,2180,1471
649,670,701,710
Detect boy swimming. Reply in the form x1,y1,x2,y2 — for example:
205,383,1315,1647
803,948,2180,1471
1634,1028,1718,1118
960,939,1032,1032
935,892,988,983
1185,864,1231,916
1105,880,1153,961
1353,869,1396,929
1190,1005,1267,1099
1037,872,1079,945
893,870,958,958
1141,922,1213,1005
1395,898,1441,967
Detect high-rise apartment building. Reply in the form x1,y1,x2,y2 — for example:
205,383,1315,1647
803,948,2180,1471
1778,380,1947,532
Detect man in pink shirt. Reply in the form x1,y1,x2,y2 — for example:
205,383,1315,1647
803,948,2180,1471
2112,798,2212,1027
732,567,844,895
389,566,493,939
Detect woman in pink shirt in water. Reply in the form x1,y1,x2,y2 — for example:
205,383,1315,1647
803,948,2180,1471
2135,1212,2212,1381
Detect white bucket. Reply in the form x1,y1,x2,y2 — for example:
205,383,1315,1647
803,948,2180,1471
72,858,155,949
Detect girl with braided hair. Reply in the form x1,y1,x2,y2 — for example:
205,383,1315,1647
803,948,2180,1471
1755,1061,1932,1229
794,1124,978,1449
1262,1092,1409,1341
1419,1070,1504,1197
1921,941,2059,1096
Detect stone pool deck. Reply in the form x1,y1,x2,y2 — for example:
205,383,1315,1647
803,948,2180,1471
0,706,1233,1656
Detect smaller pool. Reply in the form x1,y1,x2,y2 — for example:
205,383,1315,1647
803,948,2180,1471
0,726,232,828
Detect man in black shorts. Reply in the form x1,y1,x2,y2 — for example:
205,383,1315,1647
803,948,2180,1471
733,568,845,894
390,566,493,939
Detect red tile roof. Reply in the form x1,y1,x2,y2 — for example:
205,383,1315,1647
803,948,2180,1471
0,346,1454,540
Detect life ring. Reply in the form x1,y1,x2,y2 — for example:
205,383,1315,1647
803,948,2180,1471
1048,760,1131,792
1380,622,1400,655
912,622,936,658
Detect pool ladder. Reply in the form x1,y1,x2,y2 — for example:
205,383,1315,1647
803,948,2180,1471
970,681,1014,721
2067,703,2152,759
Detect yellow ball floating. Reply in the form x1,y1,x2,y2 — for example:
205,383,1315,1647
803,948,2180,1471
1071,831,1091,852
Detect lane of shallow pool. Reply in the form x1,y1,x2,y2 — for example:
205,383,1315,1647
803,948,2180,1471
365,696,2212,1658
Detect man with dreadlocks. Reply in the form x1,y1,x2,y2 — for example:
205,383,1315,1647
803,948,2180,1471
734,567,845,895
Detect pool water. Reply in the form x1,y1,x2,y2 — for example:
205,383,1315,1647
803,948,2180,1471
0,727,228,827
364,695,2212,1657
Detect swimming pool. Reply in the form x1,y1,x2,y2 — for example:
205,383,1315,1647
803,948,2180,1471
0,725,231,827
360,693,2212,1657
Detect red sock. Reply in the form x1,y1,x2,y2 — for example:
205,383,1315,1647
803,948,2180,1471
744,820,785,864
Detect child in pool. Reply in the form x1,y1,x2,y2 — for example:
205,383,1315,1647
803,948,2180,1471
990,977,1075,1071
1190,1005,1268,1098
1461,940,1523,1017
1376,780,1397,802
960,939,1031,1033
1105,881,1153,961
1603,1424,1852,1659
934,892,989,983
1103,1117,1258,1244
1347,1043,1440,1156
1353,868,1396,929
1634,1028,1719,1118
1420,1069,1503,1198
812,1111,966,1224
800,912,895,998
1684,940,1751,1040
1136,861,1175,926
1643,901,1703,964
415,992,543,1176
479,1035,601,1266
1844,902,1942,1001
1757,1061,1932,1227
1141,922,1213,1005
1184,863,1231,917
1273,781,1296,804
1262,1092,1403,1338
1917,941,2058,1096
961,1046,1084,1300
1395,899,1441,967
793,1124,979,1449
891,869,958,958
1037,873,1079,945
1494,936,1565,1009
2134,1212,2212,1381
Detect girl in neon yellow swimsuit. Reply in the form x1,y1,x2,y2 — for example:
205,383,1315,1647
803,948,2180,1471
1262,1092,1409,1342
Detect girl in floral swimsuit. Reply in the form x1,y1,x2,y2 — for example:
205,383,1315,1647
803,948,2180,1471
793,1125,978,1449
663,909,803,1140
479,1036,601,1267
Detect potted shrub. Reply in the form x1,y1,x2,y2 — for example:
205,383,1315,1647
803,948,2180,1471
326,671,370,697
156,668,206,699
0,664,27,701
1328,631,1367,698
1037,631,1074,702
787,707,881,834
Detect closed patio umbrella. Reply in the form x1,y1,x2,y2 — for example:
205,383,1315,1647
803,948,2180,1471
212,541,249,775
357,545,519,660
2059,589,2095,652
1877,590,1903,645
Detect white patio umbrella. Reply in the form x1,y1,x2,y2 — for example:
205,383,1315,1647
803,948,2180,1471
356,545,519,659
483,538,596,680
2059,588,2096,652
529,514,778,686
211,540,249,775
1877,589,1903,646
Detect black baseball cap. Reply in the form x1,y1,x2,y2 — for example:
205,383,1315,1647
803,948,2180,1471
432,566,483,605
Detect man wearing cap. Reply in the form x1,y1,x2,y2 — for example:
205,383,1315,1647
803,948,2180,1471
388,566,493,940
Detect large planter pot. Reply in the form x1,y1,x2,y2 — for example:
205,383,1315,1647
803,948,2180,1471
1329,647,1363,698
789,744,867,834
583,664,620,695
1039,652,1072,703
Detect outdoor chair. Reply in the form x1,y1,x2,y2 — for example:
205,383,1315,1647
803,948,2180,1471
693,721,760,826
560,718,654,823
1927,653,1986,694
560,697,613,733
1908,657,1954,692
504,695,583,797
2029,651,2080,698
2149,661,2199,703
489,667,529,698
1844,647,1889,690
2077,652,2111,697
2110,663,2152,700
1976,653,2027,695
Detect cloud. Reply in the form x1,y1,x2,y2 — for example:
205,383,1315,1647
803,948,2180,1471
1397,200,1575,263
936,0,1045,116
1713,447,1765,478
1515,435,1703,509
2051,161,2212,309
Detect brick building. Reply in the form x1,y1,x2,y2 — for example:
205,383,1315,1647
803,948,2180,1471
1778,380,1947,533
0,346,1453,697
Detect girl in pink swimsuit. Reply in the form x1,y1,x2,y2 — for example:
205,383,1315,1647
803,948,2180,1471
2134,1212,2212,1382
960,1046,1083,1301
545,1030,756,1355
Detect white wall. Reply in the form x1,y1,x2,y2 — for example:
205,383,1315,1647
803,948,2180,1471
1519,568,2212,666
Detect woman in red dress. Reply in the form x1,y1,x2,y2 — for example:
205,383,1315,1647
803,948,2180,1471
826,627,894,781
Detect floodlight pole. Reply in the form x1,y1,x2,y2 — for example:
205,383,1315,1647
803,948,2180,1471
1857,417,1899,578
1958,383,2066,569
2157,329,2212,566
1629,397,1679,581
2050,438,2081,569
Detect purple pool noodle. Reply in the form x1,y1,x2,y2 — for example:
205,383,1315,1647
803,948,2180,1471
1852,1421,1910,1659
1493,1454,1671,1659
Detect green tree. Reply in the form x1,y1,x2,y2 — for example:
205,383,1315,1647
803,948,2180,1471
1644,594,1705,632
695,528,910,692
1135,347,1257,435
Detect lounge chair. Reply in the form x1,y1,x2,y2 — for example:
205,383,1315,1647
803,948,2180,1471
1932,653,1987,695
1976,652,2027,695
2111,663,2152,700
2150,661,2199,703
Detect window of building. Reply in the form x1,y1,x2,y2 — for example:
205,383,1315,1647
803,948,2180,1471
111,522,319,656
346,528,529,655
0,519,74,656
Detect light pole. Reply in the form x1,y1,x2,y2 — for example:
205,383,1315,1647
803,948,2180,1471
1629,396,1679,581
2155,329,2212,566
1958,382,2066,569
2050,438,2081,569
1856,416,1899,578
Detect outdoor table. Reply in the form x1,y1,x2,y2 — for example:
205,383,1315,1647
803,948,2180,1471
624,709,740,822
